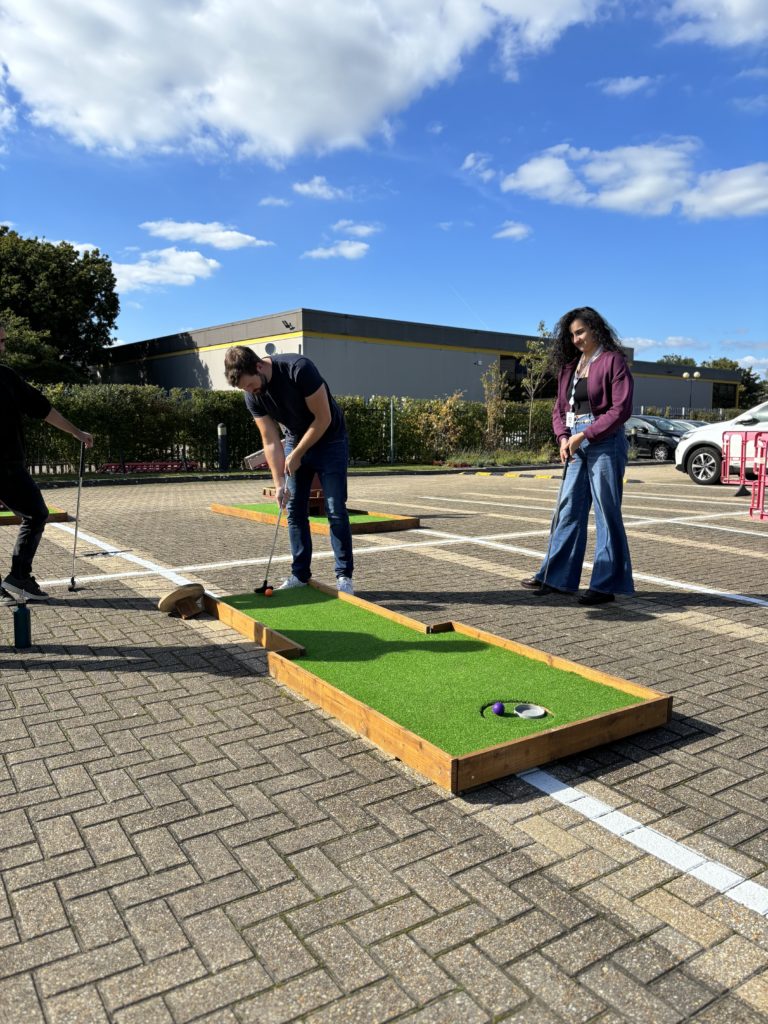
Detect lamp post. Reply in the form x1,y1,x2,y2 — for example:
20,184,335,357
682,370,700,415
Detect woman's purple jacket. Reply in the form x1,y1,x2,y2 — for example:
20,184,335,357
552,350,634,445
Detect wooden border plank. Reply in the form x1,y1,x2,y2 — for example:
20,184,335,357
209,503,419,535
308,579,432,633
203,594,305,658
267,653,454,790
455,697,671,791
448,621,663,700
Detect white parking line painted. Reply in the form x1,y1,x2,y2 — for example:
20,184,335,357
51,523,197,589
47,521,768,607
518,768,768,916
416,494,765,537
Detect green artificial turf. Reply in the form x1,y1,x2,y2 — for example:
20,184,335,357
222,588,645,757
231,502,397,525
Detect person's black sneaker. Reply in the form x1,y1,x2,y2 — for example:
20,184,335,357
2,574,49,601
0,586,16,607
577,589,615,606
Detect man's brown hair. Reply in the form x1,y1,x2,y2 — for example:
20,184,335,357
224,345,260,386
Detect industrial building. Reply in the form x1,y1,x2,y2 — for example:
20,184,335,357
103,308,741,410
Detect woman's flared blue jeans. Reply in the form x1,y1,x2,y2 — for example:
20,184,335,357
284,436,353,583
535,428,634,595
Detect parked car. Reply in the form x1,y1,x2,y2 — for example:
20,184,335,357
674,400,768,484
625,415,683,462
669,418,709,433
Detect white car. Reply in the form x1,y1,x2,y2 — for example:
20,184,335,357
674,400,768,484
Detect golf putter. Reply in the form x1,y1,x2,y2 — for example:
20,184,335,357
68,441,86,592
254,501,285,593
541,456,570,588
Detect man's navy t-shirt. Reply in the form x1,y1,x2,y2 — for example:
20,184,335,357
244,354,345,446
0,365,52,465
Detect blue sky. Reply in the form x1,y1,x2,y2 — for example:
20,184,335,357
1,1,766,376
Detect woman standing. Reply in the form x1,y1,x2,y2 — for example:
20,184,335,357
521,307,634,605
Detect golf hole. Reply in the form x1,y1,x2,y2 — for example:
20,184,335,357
480,701,551,720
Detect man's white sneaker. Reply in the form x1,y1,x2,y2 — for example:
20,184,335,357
337,577,354,595
277,575,307,590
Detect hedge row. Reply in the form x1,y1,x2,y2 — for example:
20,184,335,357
25,384,559,472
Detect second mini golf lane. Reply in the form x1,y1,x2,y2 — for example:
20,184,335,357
228,502,396,525
220,587,644,758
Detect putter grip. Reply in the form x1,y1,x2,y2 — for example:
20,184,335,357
79,443,86,476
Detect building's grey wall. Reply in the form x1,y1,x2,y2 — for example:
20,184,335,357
303,334,498,401
632,373,712,411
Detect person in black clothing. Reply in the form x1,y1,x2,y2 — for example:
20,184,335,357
224,345,354,594
0,323,94,603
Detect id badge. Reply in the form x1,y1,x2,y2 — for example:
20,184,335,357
566,411,576,429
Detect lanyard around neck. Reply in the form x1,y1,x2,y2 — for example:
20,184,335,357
569,346,603,409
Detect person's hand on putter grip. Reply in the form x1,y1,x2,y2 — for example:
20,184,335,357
284,448,302,477
276,482,288,508
563,432,585,460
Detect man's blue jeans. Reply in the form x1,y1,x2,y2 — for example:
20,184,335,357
284,436,353,582
536,425,634,595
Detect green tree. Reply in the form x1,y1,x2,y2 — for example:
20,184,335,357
738,367,768,407
520,324,553,442
480,360,507,449
656,354,696,365
0,227,119,379
701,357,739,370
0,308,85,383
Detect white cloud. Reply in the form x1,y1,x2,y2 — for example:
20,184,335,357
258,196,291,207
624,335,698,354
292,176,348,200
734,94,768,114
427,121,444,135
48,240,99,254
113,247,220,291
461,151,496,183
332,219,381,238
302,240,369,260
0,0,612,160
140,219,273,249
598,75,659,97
501,146,592,206
501,139,768,219
492,220,531,240
738,67,768,79
660,0,768,47
681,163,768,219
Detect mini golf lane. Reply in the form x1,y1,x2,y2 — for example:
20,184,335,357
205,583,671,793
0,507,69,524
210,502,419,535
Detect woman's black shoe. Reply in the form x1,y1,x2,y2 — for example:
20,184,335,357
578,589,615,606
520,577,542,590
531,583,569,596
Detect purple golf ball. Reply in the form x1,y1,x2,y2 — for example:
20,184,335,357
491,701,505,716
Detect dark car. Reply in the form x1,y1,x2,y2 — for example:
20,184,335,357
625,415,684,462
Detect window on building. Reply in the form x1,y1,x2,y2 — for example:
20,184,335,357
712,382,738,408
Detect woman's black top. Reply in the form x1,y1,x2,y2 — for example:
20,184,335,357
567,372,591,415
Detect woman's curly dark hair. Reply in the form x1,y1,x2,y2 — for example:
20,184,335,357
550,307,625,371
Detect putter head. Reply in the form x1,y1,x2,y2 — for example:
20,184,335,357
254,580,269,594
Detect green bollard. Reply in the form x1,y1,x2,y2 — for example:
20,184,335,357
13,603,31,648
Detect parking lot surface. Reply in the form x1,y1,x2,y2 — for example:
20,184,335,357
1,465,767,1023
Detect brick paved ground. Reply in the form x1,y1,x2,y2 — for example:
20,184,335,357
1,464,767,1022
